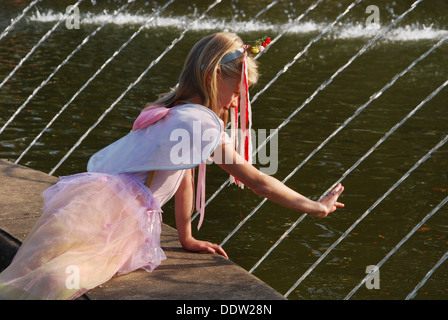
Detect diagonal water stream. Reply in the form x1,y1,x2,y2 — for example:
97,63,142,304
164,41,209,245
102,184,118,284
284,132,448,298
0,0,42,42
0,0,84,92
345,192,448,299
13,1,136,163
405,249,448,300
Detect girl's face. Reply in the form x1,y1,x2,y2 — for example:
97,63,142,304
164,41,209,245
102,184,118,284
216,75,240,117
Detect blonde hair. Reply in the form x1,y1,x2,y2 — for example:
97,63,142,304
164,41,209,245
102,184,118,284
150,32,259,124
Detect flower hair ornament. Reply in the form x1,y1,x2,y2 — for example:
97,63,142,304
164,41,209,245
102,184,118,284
220,36,271,188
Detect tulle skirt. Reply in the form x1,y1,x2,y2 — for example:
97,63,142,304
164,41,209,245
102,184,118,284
0,172,166,300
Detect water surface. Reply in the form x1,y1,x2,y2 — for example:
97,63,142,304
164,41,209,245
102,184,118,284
0,0,447,300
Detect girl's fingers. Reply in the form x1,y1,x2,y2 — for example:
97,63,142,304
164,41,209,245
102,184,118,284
215,246,228,259
330,184,344,198
335,183,344,194
320,184,345,215
206,242,228,259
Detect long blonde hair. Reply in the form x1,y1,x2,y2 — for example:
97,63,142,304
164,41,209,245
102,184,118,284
150,32,259,124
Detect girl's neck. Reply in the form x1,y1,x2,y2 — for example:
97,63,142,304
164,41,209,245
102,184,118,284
174,94,203,107
186,94,203,105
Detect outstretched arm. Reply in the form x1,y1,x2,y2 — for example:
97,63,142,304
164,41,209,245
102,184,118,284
174,168,228,258
214,142,344,217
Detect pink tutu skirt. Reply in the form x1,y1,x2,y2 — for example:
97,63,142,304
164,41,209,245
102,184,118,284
0,172,166,300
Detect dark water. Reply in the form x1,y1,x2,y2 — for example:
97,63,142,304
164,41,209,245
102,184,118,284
0,0,447,299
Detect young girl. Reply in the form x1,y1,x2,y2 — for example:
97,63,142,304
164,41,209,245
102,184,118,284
0,32,344,300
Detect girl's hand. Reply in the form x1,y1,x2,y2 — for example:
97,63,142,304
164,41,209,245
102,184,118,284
181,237,228,259
312,183,345,218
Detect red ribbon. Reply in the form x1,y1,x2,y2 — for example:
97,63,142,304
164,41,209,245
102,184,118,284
230,46,252,188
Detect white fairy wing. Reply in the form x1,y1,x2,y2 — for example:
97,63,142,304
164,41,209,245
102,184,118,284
87,104,222,174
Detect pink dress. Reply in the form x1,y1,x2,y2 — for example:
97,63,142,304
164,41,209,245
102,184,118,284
0,104,224,300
